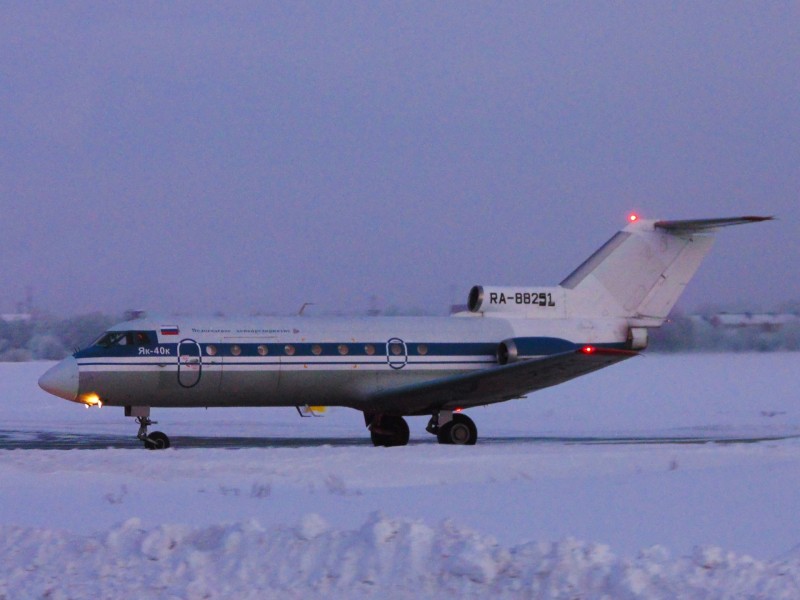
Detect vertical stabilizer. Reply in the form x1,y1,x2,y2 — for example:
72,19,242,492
560,217,771,325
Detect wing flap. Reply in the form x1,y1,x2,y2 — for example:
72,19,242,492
366,347,638,416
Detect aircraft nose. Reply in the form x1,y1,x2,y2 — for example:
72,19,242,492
38,356,79,402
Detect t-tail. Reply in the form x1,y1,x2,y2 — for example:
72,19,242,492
559,216,772,326
467,215,772,328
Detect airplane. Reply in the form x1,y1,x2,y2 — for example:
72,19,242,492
38,215,771,449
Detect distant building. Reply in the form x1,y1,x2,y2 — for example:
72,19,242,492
700,313,799,332
1,313,32,323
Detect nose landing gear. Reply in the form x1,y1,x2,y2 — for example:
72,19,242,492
136,416,171,450
127,406,171,450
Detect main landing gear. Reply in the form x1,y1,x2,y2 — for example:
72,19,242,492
426,411,478,445
365,410,479,446
367,414,410,447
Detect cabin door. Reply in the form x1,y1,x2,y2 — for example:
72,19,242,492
176,338,222,394
386,337,408,370
177,339,203,388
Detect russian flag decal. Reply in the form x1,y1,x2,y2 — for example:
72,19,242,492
160,326,180,336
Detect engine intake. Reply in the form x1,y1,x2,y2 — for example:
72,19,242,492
496,339,519,365
468,286,484,312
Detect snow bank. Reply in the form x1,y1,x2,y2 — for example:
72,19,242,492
2,514,799,599
5,355,800,597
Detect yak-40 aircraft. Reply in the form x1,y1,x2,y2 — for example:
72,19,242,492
40,215,770,449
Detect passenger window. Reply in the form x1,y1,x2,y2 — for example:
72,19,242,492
257,345,269,356
417,344,428,356
364,344,375,356
285,345,295,356
312,344,322,356
206,345,218,356
390,343,403,356
231,345,242,356
338,344,349,356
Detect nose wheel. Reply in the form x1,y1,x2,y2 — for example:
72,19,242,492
136,416,171,450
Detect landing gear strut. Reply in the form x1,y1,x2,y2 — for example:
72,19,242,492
366,414,410,447
136,416,171,450
427,411,478,445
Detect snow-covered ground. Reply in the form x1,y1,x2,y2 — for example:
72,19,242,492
2,354,799,598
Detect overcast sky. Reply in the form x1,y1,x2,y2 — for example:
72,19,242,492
1,2,797,317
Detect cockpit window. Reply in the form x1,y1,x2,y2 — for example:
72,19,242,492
95,332,128,347
94,331,151,347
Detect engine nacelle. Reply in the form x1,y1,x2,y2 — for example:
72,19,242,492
468,285,565,316
496,339,519,365
627,327,648,350
496,337,576,365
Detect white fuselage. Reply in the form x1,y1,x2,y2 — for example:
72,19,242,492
65,314,630,410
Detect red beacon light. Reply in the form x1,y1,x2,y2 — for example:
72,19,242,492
581,345,596,354
628,213,639,223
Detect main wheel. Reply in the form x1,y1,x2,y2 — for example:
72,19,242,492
437,413,477,445
144,431,171,450
370,415,410,447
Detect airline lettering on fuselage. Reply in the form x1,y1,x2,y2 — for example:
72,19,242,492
489,292,556,307
190,327,295,335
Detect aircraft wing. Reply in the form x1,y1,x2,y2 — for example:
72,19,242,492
366,347,638,416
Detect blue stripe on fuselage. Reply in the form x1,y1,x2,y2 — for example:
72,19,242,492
75,337,584,360
74,337,632,365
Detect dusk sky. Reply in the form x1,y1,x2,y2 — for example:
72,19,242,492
1,3,797,317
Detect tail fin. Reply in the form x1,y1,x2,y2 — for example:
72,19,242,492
560,216,772,325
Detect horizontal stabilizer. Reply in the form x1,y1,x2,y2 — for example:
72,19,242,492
654,216,773,233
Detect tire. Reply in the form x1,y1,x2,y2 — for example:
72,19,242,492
370,415,410,447
436,413,477,445
144,431,171,450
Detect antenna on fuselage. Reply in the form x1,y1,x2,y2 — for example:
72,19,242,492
298,302,315,316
